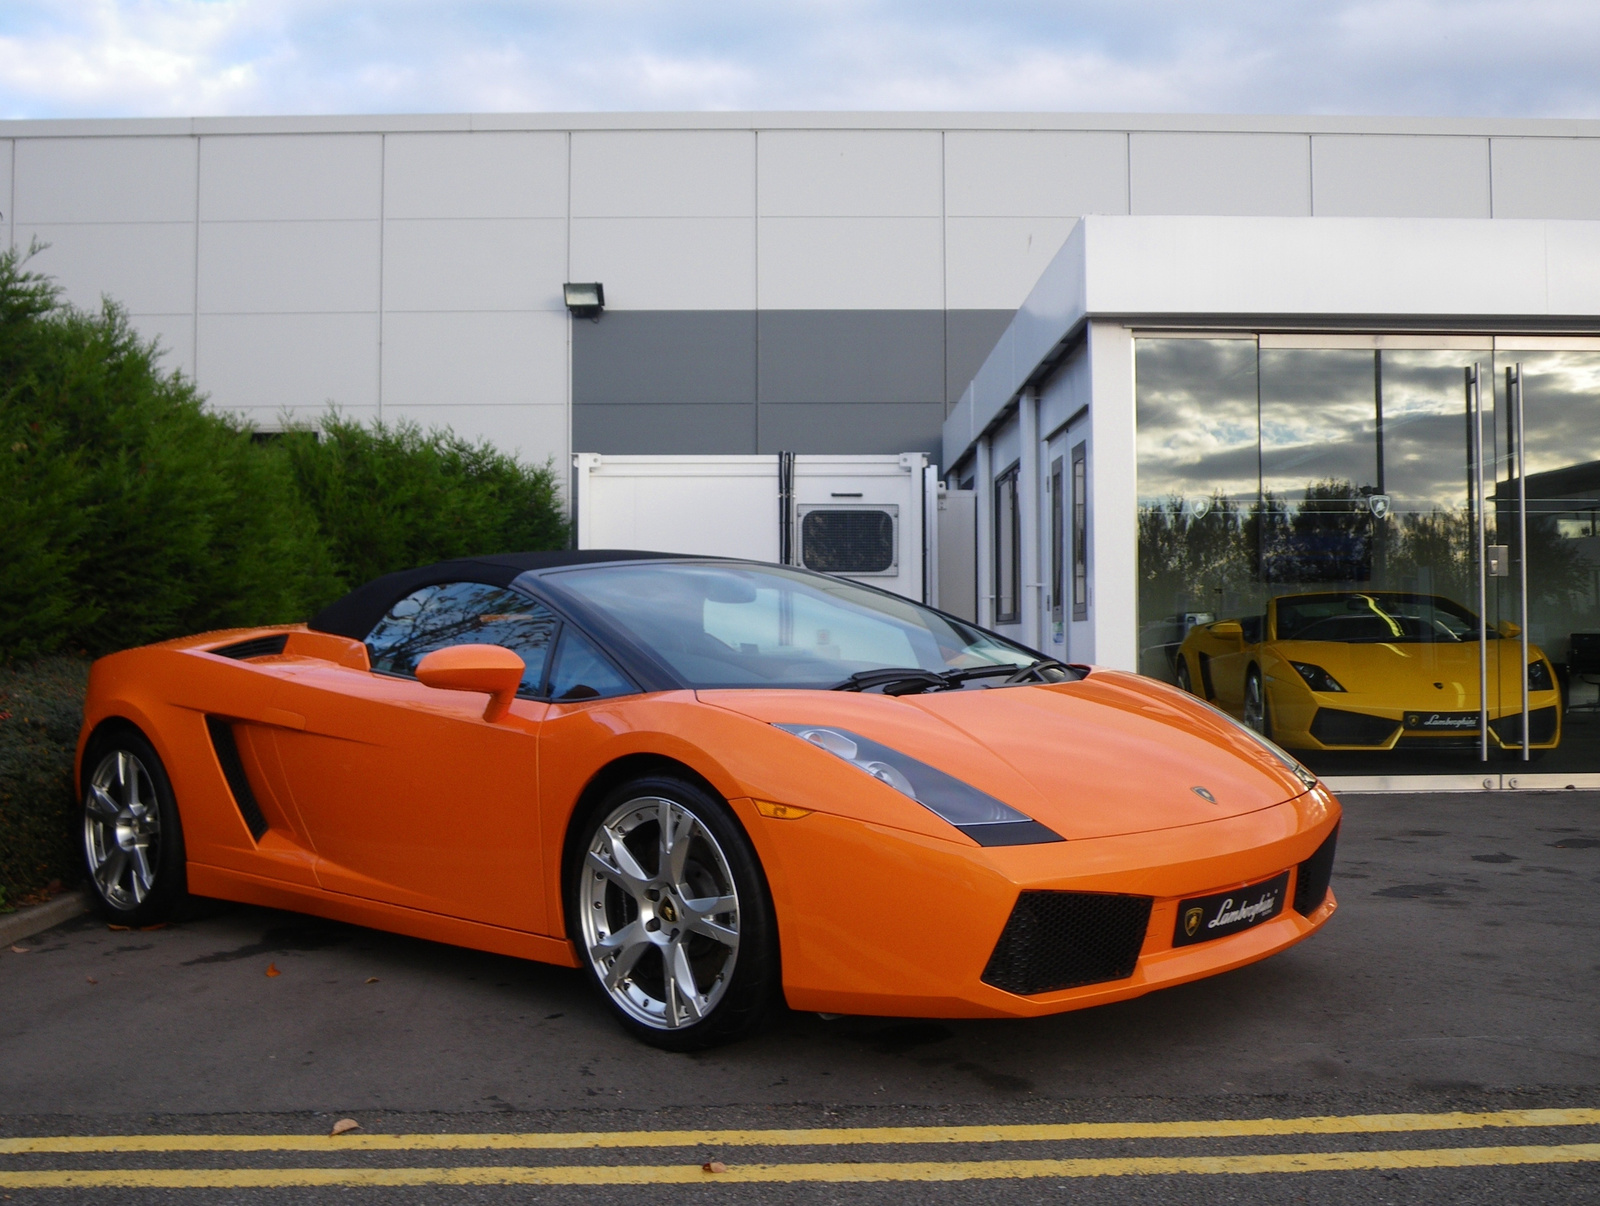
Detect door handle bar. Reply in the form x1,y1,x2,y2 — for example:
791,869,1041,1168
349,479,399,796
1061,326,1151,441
1513,363,1530,762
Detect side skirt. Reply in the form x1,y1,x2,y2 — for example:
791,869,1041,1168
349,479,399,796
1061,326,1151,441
186,863,582,968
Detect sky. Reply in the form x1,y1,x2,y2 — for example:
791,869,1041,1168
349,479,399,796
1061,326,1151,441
2,1,1600,119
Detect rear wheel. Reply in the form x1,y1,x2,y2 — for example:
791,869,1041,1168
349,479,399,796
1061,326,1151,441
568,775,777,1051
80,726,189,927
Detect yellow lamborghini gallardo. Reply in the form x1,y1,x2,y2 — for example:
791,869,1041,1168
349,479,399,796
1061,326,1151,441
1174,592,1561,756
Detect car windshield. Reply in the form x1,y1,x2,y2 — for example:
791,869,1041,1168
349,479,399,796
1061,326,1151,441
1275,593,1495,643
546,562,1039,688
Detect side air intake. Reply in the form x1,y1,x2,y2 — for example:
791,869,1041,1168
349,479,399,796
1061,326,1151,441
211,634,289,660
981,891,1152,996
204,716,269,840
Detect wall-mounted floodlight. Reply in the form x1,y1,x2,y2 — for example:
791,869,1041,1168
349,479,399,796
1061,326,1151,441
563,282,605,319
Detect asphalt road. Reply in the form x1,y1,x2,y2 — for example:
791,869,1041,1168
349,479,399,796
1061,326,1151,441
2,789,1598,1203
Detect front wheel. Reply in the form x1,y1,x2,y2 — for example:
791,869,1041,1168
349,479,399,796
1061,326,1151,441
568,776,777,1051
80,725,189,926
1175,657,1195,695
1243,668,1273,740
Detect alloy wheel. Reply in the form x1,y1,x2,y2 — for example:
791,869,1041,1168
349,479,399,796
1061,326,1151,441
579,796,741,1030
83,749,162,910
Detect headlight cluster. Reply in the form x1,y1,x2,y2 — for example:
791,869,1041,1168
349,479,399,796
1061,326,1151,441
1528,660,1555,692
773,724,1063,847
1291,661,1346,693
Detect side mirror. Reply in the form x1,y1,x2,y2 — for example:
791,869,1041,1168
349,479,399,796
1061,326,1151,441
416,644,525,723
1497,620,1522,638
1210,620,1243,640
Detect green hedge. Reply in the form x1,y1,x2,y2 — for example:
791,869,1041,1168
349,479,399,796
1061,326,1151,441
0,248,568,901
0,657,88,908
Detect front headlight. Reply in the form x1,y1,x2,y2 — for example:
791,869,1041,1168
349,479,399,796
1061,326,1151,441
773,724,1063,847
1291,662,1346,693
1528,660,1555,692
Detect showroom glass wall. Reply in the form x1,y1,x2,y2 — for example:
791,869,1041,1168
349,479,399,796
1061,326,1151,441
1135,336,1600,780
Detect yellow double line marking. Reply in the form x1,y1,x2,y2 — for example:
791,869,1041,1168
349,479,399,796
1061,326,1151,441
2,1108,1597,1187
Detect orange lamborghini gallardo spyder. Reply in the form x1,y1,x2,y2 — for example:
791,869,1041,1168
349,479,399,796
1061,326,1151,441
78,552,1340,1049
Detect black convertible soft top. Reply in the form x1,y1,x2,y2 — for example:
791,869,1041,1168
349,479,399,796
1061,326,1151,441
307,550,689,641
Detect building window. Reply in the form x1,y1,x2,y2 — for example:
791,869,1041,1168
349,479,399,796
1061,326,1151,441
1072,442,1089,621
994,464,1020,624
1050,457,1065,625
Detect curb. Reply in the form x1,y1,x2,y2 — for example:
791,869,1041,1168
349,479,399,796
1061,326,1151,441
0,889,91,947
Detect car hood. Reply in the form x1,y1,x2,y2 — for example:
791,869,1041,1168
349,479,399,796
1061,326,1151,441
1274,638,1541,704
699,669,1312,841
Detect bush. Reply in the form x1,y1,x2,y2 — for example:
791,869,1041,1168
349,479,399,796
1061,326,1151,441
0,657,88,903
280,413,568,597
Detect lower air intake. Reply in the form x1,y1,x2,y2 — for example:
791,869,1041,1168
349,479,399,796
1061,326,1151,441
1293,823,1339,916
981,891,1152,996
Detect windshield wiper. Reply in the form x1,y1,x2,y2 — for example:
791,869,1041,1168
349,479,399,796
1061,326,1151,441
832,663,1047,696
1001,658,1085,685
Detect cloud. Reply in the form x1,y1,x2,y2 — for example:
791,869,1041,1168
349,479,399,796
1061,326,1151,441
1,0,1598,118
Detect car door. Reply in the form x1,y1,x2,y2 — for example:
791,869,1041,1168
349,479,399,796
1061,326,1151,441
1208,613,1264,712
267,581,558,933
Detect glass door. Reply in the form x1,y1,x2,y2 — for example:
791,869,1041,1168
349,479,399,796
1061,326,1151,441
1493,346,1600,785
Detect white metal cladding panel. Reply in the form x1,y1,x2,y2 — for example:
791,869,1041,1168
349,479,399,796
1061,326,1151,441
575,456,781,560
128,314,195,379
384,402,569,464
945,216,1076,310
944,130,1128,218
1547,222,1600,314
1491,138,1600,220
569,217,756,310
1038,340,1089,437
571,130,755,217
1129,132,1310,216
757,130,942,217
17,222,195,314
381,310,569,408
0,141,10,247
383,131,568,219
14,137,196,224
196,312,379,411
382,217,567,312
757,217,943,309
198,220,379,313
199,134,382,221
1312,135,1490,218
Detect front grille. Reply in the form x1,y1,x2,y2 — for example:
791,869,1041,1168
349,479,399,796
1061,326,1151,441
981,891,1152,996
1293,824,1339,916
1489,706,1559,746
205,716,268,840
1309,708,1401,746
211,634,289,660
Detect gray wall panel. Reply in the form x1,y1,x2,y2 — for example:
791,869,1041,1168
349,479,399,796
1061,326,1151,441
1491,137,1600,219
946,310,1013,406
1313,135,1490,217
758,310,942,406
1130,132,1310,216
573,402,756,454
758,403,943,458
572,310,755,406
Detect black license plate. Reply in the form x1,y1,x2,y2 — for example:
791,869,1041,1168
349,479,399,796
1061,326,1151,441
1173,871,1289,947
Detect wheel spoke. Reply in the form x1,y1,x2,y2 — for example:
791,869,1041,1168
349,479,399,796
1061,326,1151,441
598,925,651,991
131,844,155,894
587,839,649,897
667,943,704,1024
687,913,739,949
664,807,696,886
87,785,121,821
97,848,128,894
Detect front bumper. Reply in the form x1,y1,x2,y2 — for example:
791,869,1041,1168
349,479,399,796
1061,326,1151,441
747,784,1341,1019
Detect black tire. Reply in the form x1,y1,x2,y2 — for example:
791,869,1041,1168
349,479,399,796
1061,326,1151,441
1244,667,1274,741
566,774,778,1051
80,724,190,927
1175,657,1194,694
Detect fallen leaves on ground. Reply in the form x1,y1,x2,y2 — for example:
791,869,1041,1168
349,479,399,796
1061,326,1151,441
139,923,167,931
702,1161,727,1174
86,977,98,984
265,962,281,977
330,1119,361,1136
9,945,29,954
107,924,130,932
364,977,379,984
